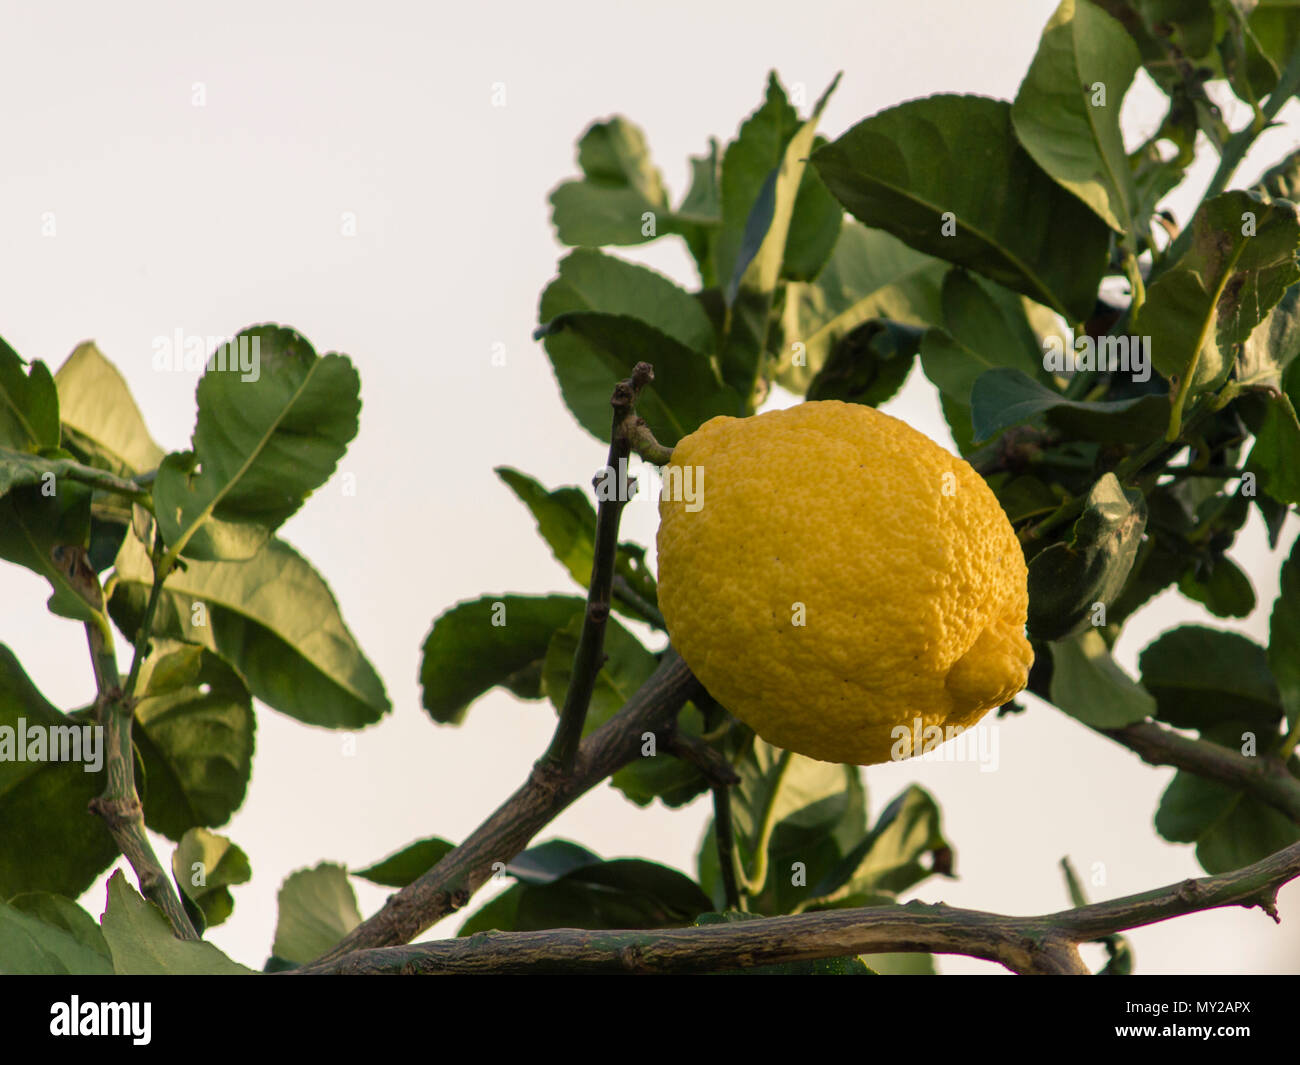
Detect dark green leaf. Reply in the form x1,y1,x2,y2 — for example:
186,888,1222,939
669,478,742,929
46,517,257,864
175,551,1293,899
920,270,1050,409
809,785,954,906
535,312,740,447
1028,473,1148,641
1177,553,1256,617
419,594,584,724
813,94,1109,320
152,326,360,562
1271,534,1300,728
806,319,922,406
110,532,390,729
1139,625,1283,732
549,118,669,246
0,336,59,452
0,645,118,898
1012,0,1142,233
539,248,715,356
133,642,255,841
494,466,659,622
970,367,1166,444
0,480,102,624
353,837,455,888
782,135,844,282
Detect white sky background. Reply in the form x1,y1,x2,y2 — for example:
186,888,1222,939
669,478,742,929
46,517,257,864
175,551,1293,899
1,0,1298,973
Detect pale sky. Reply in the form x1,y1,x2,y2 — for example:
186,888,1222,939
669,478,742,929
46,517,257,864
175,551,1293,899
1,0,1298,973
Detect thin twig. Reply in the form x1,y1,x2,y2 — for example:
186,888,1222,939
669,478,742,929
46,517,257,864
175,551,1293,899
541,362,658,773
712,786,743,912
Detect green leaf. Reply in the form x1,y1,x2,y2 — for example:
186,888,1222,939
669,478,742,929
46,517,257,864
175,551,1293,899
1270,534,1300,728
131,642,255,841
1177,553,1257,617
779,221,947,395
1139,625,1283,733
109,532,390,729
419,594,584,724
463,850,711,933
1195,792,1300,874
535,312,740,447
813,94,1109,320
0,645,118,898
171,828,251,929
810,785,954,906
725,73,840,303
782,135,844,282
715,72,803,299
271,863,361,965
549,118,669,246
970,367,1167,444
497,467,596,588
919,270,1049,408
705,740,869,915
0,336,59,452
54,341,164,475
805,319,923,407
494,466,659,622
457,885,523,936
506,839,603,883
1012,0,1142,233
353,836,456,888
101,872,256,974
152,326,361,562
1049,628,1156,727
1248,357,1300,505
674,138,722,286
1028,474,1148,641
0,480,104,624
539,248,715,356
0,894,112,975
1156,769,1233,844
1137,191,1300,393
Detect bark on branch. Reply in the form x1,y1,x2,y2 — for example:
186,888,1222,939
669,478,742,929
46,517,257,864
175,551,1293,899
298,837,1300,974
313,651,699,962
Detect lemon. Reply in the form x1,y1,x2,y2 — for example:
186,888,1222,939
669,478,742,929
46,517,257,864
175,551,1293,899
656,400,1032,766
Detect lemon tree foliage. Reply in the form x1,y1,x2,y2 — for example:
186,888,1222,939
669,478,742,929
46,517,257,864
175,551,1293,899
3,1,1300,976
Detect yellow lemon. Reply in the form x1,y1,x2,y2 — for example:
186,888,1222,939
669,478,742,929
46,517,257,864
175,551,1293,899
656,400,1031,765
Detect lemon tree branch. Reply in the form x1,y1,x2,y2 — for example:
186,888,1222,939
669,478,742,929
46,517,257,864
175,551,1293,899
312,650,700,962
78,548,198,942
1098,720,1300,826
298,837,1300,975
